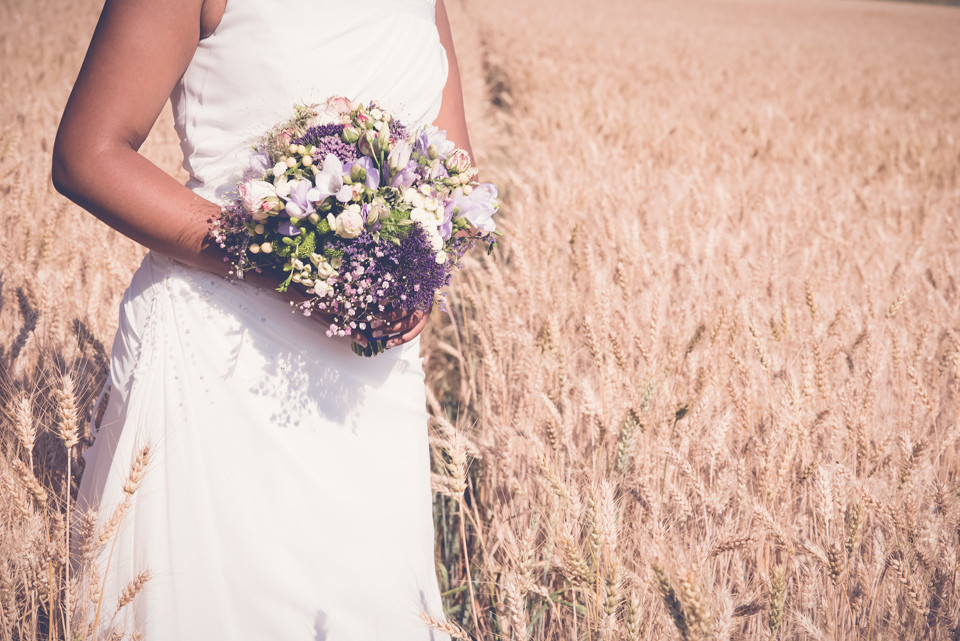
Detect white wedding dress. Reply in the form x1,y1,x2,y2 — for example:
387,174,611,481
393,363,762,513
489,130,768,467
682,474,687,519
76,1,451,639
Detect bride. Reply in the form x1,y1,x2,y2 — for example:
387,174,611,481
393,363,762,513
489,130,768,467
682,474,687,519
52,0,470,638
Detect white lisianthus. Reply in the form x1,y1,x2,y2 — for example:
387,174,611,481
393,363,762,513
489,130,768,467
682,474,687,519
428,232,444,251
424,197,439,212
316,261,335,279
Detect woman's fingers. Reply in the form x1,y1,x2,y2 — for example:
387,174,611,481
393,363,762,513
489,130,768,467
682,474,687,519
369,309,423,339
386,310,430,348
348,307,431,350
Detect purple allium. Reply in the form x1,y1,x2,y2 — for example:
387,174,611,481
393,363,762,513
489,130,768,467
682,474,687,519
296,124,359,166
390,119,408,143
317,225,450,330
296,123,343,146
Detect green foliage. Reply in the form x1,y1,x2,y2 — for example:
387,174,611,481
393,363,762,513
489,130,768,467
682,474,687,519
296,232,316,258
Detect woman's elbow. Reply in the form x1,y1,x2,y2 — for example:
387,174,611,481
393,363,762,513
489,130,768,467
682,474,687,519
51,132,79,199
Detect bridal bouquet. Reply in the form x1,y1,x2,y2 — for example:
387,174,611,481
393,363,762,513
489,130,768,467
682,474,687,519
213,97,500,355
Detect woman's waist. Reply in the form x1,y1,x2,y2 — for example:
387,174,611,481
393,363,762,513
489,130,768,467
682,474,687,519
125,251,423,363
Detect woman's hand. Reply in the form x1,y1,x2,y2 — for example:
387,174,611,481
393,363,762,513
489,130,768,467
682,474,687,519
355,306,431,350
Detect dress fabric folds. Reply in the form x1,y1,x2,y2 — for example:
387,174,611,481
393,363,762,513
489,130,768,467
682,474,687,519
76,1,451,639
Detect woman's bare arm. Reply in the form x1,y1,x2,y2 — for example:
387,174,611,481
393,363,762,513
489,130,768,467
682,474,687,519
52,0,227,276
433,0,473,159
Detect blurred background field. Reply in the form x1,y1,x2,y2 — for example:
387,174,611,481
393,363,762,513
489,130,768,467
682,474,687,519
2,0,960,639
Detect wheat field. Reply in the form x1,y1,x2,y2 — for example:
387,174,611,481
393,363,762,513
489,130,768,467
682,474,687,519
2,0,960,639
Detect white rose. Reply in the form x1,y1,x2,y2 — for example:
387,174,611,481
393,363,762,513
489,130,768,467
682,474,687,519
238,180,277,220
330,207,364,239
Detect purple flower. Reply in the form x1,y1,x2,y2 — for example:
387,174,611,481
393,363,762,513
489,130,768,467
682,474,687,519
277,220,300,236
313,154,353,203
284,179,319,218
447,184,498,234
389,160,418,189
347,156,380,190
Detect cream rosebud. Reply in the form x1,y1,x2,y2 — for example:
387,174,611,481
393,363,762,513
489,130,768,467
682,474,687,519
308,212,321,225
288,143,298,154
285,157,297,168
260,242,273,254
445,148,472,174
302,155,313,167
358,131,377,157
296,144,307,155
367,198,390,224
254,224,265,234
248,244,261,254
427,144,439,160
387,139,412,172
341,126,361,144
